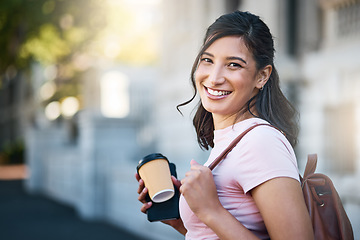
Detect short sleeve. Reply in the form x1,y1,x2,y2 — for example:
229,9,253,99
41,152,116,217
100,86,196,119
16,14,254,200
230,125,300,194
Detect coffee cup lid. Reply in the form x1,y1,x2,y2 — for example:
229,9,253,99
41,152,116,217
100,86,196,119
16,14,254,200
136,153,169,173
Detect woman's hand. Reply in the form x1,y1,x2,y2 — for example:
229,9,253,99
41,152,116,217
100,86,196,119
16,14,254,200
135,173,153,213
180,160,222,221
135,173,187,235
179,161,261,240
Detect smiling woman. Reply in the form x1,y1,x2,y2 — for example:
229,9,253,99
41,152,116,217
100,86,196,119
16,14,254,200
136,10,314,240
180,12,299,150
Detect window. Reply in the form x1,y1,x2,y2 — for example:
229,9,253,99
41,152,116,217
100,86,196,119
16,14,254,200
337,2,360,39
319,0,360,45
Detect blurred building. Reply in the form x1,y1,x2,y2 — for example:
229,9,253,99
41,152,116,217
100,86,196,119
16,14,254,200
1,0,359,239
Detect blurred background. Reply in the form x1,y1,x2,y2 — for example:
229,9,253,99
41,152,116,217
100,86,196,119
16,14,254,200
0,0,359,239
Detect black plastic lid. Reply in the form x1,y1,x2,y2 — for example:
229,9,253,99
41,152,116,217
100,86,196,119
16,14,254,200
136,153,168,173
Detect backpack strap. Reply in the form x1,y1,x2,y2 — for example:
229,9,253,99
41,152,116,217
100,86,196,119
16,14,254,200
303,154,317,178
208,123,279,171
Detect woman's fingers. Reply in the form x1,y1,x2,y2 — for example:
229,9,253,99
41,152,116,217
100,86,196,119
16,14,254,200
135,172,141,182
140,202,152,213
138,186,149,203
137,178,145,195
135,173,144,194
171,175,182,189
135,172,152,215
136,173,150,204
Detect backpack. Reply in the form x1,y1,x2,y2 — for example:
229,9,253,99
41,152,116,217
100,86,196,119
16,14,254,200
208,123,354,240
302,154,354,240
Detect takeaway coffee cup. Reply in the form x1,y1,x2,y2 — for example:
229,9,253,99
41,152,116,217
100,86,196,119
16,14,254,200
137,153,175,203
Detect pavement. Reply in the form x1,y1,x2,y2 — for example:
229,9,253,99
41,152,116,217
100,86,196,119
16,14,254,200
0,180,148,240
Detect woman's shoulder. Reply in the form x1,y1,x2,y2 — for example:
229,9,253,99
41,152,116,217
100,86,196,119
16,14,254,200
232,118,281,138
237,118,285,139
213,118,288,151
235,118,294,154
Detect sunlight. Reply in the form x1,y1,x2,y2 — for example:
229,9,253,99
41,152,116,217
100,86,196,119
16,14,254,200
39,81,56,100
100,71,130,118
61,96,80,118
45,101,61,120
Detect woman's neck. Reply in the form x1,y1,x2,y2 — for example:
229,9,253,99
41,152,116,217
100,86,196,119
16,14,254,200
213,110,257,130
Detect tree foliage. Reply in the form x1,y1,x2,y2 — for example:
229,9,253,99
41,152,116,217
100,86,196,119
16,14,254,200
0,0,160,108
0,0,106,79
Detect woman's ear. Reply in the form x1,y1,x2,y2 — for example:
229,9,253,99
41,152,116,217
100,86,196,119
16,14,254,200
256,65,272,90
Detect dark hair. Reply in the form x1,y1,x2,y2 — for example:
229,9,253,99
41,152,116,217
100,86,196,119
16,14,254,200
177,11,299,150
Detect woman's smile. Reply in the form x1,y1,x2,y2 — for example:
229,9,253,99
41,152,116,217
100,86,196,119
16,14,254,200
205,86,232,98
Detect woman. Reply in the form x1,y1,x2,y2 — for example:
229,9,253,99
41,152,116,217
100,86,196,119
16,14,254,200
136,11,314,240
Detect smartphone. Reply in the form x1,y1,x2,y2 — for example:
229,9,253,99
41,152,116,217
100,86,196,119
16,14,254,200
146,162,180,222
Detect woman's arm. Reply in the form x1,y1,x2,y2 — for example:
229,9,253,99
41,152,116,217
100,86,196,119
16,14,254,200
181,160,314,240
135,173,187,235
251,177,314,240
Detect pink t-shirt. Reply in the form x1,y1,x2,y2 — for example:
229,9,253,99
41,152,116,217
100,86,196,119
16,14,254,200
179,118,300,240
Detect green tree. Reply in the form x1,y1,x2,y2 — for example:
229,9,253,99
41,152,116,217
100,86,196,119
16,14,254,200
0,0,106,77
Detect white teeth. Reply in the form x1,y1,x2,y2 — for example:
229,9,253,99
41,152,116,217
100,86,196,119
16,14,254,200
207,88,231,96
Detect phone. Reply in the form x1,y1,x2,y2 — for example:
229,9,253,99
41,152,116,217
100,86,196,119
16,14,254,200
146,162,180,222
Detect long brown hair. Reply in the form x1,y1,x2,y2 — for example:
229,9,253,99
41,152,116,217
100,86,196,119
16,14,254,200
177,11,299,150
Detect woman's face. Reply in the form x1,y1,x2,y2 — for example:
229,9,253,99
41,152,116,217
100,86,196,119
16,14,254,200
195,36,266,129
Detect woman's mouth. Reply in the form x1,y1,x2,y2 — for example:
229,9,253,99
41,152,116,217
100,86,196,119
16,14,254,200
206,87,232,97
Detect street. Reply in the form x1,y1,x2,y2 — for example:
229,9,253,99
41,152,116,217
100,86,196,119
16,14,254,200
0,180,147,240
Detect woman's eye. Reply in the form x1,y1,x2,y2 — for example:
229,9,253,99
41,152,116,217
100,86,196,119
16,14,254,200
228,62,242,68
201,58,212,63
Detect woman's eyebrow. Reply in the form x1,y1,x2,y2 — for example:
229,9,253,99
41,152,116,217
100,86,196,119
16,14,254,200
226,56,247,64
202,52,247,64
202,52,214,58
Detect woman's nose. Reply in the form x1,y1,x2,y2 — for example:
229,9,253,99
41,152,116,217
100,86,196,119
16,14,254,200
208,66,225,86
